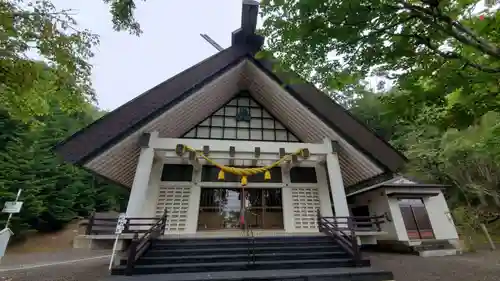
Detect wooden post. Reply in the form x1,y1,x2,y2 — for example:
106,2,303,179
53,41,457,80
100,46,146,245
375,216,382,232
124,218,130,233
86,211,95,235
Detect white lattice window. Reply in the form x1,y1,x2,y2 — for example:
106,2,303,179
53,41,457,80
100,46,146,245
292,187,320,229
156,185,191,232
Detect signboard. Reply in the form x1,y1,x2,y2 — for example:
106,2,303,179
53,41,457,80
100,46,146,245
0,228,13,261
115,213,127,234
110,213,127,270
2,202,23,214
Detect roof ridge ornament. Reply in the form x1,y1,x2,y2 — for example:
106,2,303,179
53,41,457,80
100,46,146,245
231,0,264,52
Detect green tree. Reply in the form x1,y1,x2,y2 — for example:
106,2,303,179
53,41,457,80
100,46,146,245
0,105,128,238
1,0,98,123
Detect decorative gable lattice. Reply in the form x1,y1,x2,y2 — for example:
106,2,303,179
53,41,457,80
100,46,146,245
182,91,300,142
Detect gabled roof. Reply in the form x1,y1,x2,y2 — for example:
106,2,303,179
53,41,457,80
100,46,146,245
53,1,407,179
54,47,249,164
347,175,449,197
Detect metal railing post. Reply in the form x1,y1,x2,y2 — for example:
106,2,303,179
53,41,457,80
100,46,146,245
161,209,168,233
375,216,382,231
347,218,361,264
316,209,322,232
126,233,139,276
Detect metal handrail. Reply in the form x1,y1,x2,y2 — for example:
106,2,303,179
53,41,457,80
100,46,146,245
241,207,256,266
321,215,385,232
85,212,165,235
125,209,168,275
317,210,362,265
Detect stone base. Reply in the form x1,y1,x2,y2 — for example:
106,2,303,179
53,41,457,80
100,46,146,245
73,235,129,250
419,249,459,257
364,239,460,256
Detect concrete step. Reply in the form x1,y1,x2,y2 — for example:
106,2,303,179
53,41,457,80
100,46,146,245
112,258,371,275
145,244,341,257
136,251,349,265
152,239,335,250
105,267,394,281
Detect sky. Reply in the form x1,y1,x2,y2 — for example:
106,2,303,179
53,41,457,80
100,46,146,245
48,1,495,111
51,0,248,111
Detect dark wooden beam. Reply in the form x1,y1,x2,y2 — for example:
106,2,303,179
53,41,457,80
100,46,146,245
301,148,310,159
138,133,151,148
175,144,185,156
229,146,235,166
252,147,261,166
331,140,340,153
231,0,264,52
279,148,285,158
241,0,259,35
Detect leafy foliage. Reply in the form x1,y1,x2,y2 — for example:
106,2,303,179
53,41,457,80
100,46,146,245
260,0,500,229
0,0,127,240
102,0,144,35
1,0,98,123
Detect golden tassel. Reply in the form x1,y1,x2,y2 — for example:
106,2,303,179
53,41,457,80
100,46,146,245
241,176,248,186
264,170,271,180
217,170,225,180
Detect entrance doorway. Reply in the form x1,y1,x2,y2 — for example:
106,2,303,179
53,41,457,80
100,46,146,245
399,198,434,240
197,188,284,230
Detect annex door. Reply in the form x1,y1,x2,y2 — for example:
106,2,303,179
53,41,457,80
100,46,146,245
197,188,284,230
399,198,434,240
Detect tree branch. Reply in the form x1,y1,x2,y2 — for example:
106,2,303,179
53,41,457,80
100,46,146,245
399,0,500,59
354,15,417,43
391,33,500,73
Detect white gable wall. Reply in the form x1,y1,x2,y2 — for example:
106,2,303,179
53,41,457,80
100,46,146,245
86,62,245,186
242,61,383,186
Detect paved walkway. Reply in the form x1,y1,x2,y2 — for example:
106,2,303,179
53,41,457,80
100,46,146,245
1,250,499,281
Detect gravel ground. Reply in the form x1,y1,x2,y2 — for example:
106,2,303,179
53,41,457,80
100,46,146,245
0,250,111,269
1,250,499,281
366,251,500,281
0,257,109,281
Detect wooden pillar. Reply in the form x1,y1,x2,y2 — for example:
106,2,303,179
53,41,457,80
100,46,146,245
323,138,350,219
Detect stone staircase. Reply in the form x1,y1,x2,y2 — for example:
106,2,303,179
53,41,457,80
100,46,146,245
110,235,394,280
